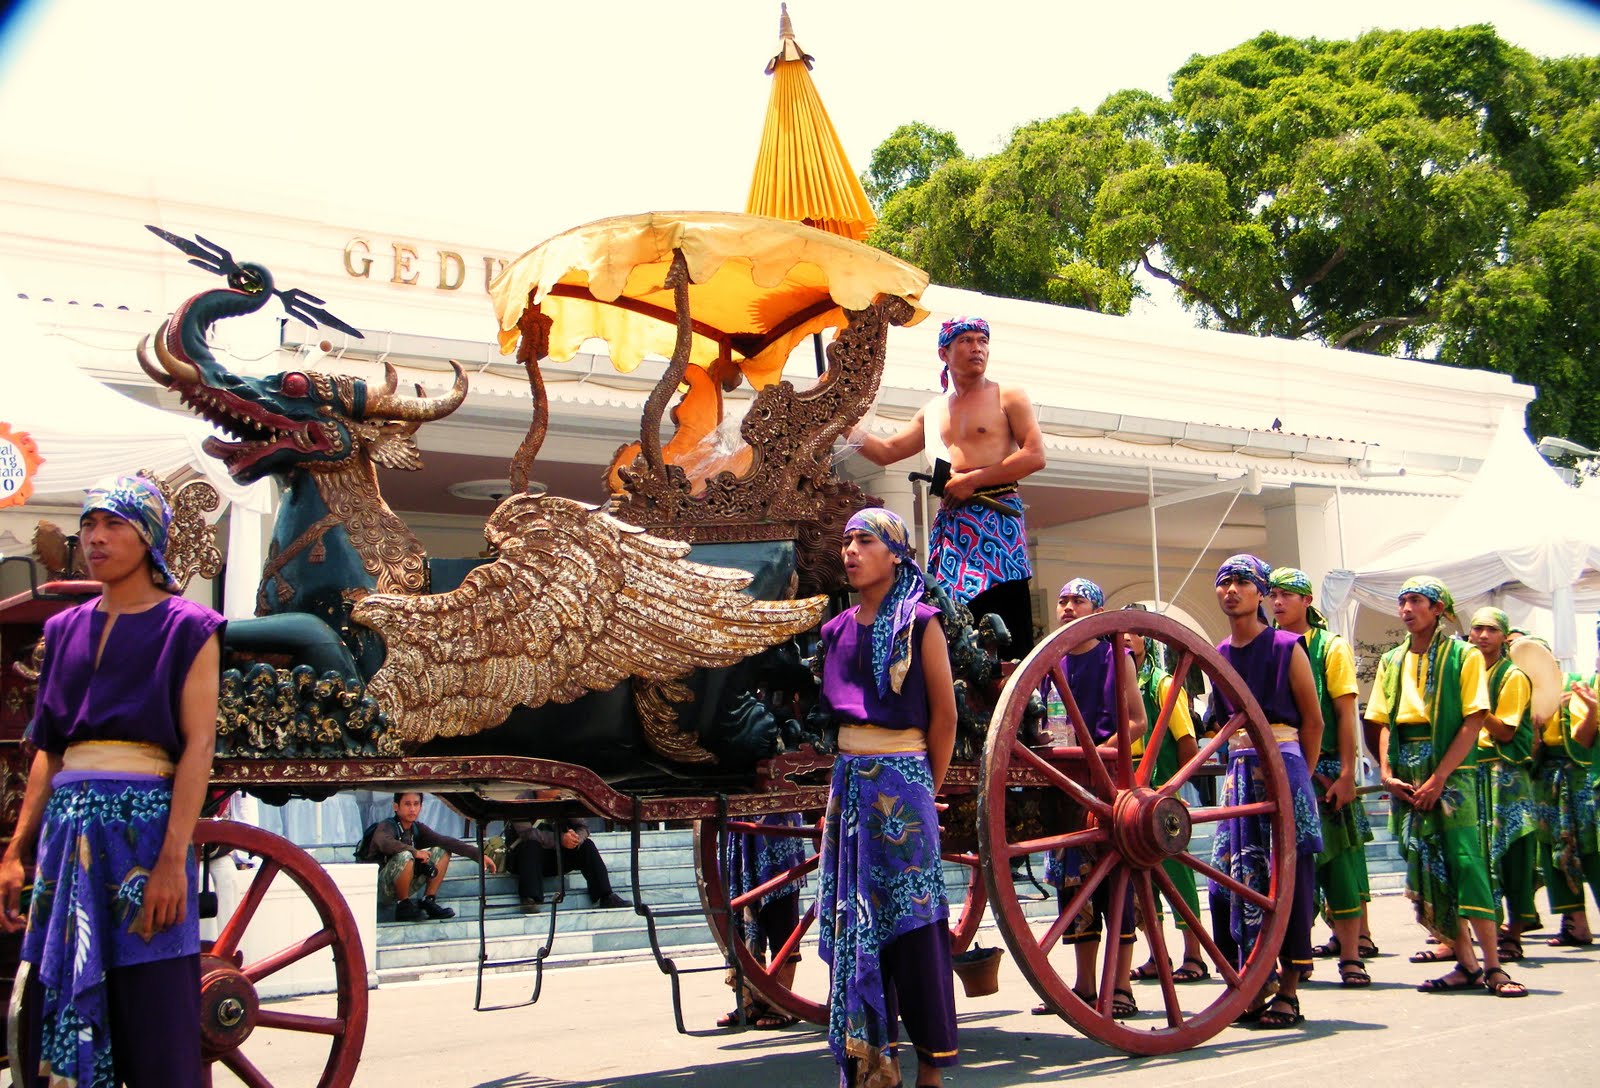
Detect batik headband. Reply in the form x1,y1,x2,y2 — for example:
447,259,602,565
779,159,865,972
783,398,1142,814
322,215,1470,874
1268,566,1326,628
1058,578,1105,609
1470,606,1511,635
1398,575,1456,622
937,316,989,391
843,508,927,697
82,475,176,590
1215,554,1272,595
937,316,989,351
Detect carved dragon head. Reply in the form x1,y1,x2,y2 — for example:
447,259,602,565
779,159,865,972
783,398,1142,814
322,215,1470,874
139,336,467,483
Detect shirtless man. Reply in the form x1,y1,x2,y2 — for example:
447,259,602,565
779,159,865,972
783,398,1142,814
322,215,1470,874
858,316,1046,649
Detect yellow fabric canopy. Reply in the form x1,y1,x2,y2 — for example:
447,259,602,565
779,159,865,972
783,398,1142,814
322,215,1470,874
489,211,927,389
745,6,876,242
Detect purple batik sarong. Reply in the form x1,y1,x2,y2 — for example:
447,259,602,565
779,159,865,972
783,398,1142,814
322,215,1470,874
819,753,948,1088
928,492,1031,606
1209,742,1322,962
724,812,809,952
20,772,199,1088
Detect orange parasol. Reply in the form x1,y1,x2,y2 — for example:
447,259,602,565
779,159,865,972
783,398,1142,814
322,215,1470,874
745,4,876,242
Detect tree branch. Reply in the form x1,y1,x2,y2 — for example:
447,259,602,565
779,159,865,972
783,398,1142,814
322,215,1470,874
1140,255,1245,331
1293,243,1347,296
1331,312,1429,351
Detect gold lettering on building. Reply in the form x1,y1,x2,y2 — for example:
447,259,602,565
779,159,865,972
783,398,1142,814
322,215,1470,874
343,238,373,278
343,239,509,294
437,251,465,291
482,256,507,293
390,244,420,286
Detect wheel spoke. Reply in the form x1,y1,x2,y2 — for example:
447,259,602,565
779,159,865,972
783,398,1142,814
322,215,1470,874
723,821,818,842
1004,826,1105,860
729,854,819,912
219,1048,273,1088
1009,740,1111,818
1096,868,1130,1017
1152,865,1241,989
1047,664,1118,801
211,860,280,959
1112,645,1133,791
1133,871,1183,1028
243,927,337,983
1177,853,1273,912
1190,800,1276,824
255,1009,346,1036
1136,651,1193,788
1036,850,1115,952
1158,713,1245,797
771,901,818,966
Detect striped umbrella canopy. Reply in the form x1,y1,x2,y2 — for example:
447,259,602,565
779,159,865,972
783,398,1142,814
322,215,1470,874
745,5,876,242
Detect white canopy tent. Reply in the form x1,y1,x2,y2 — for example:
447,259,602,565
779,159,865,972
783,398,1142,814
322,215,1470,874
1322,408,1600,664
0,284,273,616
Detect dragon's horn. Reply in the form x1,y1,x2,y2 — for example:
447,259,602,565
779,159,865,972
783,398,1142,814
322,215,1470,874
141,320,202,384
364,360,467,421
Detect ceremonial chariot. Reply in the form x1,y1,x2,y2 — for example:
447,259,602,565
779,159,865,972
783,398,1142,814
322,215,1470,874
0,213,1302,1085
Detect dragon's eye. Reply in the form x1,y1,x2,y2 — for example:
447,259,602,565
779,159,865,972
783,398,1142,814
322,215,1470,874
280,372,310,397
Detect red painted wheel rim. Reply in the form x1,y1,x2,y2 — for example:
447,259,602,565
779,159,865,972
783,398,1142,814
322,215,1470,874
194,819,368,1087
978,611,1296,1056
693,814,984,1026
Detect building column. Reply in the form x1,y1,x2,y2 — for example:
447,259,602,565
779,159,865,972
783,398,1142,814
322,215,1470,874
1262,485,1341,586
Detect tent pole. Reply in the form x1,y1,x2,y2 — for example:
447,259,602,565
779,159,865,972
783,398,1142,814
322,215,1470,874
1334,484,1348,569
1148,467,1162,612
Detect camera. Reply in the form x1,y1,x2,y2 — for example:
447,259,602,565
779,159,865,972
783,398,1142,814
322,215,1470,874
412,857,437,882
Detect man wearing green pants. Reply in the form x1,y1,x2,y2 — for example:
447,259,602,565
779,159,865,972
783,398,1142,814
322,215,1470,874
1467,609,1540,958
1123,631,1210,984
1537,663,1600,946
1270,568,1373,987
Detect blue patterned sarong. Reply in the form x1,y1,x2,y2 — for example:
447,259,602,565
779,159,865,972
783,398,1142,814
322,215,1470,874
20,773,198,1088
819,753,947,1088
724,812,809,950
928,492,1031,605
1210,743,1322,957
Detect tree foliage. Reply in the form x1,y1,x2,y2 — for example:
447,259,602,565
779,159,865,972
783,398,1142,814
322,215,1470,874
864,25,1600,444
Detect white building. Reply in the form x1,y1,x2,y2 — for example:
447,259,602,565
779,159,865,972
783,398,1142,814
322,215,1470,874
0,158,1540,673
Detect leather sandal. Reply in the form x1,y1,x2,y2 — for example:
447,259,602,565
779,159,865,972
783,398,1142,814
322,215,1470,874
1417,966,1483,992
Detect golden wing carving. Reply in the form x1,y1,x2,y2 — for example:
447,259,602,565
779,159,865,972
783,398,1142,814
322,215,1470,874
351,494,827,746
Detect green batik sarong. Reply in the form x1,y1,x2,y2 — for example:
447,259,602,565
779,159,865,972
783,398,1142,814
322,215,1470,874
1392,739,1497,935
1313,754,1372,918
1478,758,1539,884
1535,755,1599,901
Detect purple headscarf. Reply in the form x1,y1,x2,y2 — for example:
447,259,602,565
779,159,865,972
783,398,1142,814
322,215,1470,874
936,316,989,390
843,508,927,697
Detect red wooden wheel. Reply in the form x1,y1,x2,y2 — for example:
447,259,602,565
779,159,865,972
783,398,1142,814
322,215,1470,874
693,814,985,1026
978,610,1295,1055
195,819,367,1087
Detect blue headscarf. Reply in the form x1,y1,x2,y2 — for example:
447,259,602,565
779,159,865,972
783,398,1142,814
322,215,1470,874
82,475,176,590
844,508,927,697
936,316,989,391
1216,553,1271,622
1058,577,1105,609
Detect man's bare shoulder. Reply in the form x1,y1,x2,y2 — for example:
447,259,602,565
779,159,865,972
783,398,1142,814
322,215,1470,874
995,383,1034,405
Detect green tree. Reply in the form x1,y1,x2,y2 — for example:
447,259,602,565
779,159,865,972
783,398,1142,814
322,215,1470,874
863,25,1600,442
860,122,962,208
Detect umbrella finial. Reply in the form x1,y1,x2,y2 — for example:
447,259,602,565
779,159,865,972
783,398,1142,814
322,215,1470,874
766,2,813,72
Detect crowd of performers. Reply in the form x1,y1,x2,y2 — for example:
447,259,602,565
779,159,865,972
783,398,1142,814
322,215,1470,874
4,312,1597,1088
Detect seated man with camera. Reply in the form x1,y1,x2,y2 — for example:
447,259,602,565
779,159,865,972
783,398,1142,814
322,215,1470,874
367,791,496,921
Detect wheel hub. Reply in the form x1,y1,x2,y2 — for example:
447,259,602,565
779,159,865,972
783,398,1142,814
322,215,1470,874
199,954,260,1059
1110,787,1192,870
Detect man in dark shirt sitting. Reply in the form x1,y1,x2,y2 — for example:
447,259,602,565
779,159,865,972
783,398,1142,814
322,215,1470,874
369,791,496,921
504,817,628,913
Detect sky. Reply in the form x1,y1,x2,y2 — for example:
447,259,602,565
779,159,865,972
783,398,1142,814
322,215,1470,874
2,0,1599,259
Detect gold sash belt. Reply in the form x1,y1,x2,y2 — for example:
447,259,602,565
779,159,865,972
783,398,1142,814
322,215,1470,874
838,725,928,755
61,740,175,777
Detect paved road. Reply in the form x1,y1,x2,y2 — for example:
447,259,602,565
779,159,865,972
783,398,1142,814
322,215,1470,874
222,892,1599,1087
